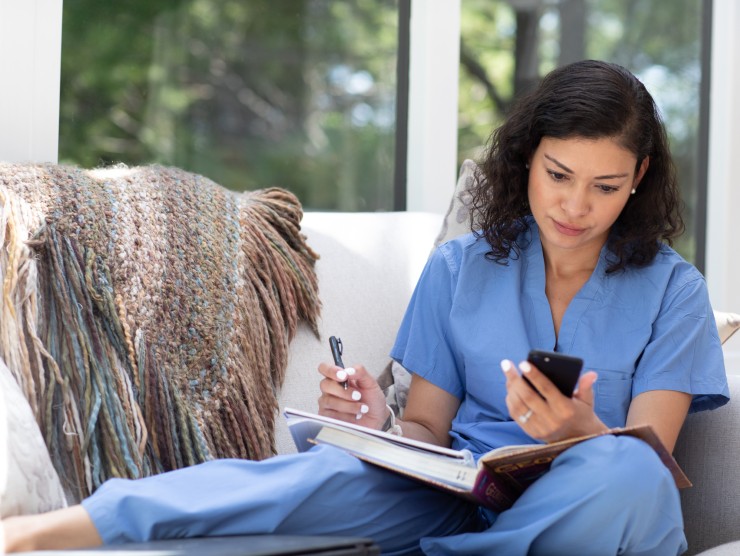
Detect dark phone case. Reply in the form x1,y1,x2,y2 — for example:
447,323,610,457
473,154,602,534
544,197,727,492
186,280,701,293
526,350,584,397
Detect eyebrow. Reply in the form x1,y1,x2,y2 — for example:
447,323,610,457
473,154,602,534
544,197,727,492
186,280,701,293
544,154,630,180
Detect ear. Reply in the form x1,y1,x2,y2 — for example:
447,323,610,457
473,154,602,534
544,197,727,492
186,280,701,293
633,156,650,190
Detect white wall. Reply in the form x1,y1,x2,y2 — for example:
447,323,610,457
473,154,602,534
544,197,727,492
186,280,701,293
0,0,62,163
706,0,740,371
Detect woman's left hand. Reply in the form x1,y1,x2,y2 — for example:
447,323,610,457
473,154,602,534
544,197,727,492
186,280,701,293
501,359,609,442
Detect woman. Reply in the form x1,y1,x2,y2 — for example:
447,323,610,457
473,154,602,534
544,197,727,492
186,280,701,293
2,60,728,555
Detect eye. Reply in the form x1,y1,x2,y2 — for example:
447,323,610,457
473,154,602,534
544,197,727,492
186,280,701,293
547,170,568,182
596,184,619,194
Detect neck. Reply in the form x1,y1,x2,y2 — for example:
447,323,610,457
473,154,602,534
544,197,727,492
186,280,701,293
541,242,603,280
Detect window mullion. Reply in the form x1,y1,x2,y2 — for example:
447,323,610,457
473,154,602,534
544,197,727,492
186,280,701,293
0,0,62,163
406,0,461,214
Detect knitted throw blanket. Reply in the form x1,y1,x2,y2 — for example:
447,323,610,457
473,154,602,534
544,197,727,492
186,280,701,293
0,163,320,502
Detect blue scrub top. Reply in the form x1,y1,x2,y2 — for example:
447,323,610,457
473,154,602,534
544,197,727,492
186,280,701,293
390,219,729,458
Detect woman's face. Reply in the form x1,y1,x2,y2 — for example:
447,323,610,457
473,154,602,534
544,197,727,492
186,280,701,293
527,136,648,258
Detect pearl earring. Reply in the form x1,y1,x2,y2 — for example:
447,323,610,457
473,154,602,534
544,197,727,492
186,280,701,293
525,163,530,169
631,188,636,195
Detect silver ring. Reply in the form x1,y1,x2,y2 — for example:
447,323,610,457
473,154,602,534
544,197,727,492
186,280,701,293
518,409,534,424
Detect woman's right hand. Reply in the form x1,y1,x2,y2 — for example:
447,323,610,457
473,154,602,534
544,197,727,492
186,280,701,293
501,359,607,443
317,362,388,430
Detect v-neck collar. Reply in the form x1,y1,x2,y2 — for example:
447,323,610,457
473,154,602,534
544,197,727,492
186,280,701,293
522,220,608,352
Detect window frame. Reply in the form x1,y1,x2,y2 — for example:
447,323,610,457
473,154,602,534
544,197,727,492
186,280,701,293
706,0,740,322
404,0,461,213
1,0,737,363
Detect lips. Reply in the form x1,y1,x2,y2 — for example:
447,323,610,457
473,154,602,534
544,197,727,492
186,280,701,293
553,219,586,236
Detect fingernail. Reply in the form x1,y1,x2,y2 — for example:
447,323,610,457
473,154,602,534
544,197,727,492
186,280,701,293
355,413,363,420
360,404,369,414
336,370,348,381
351,390,361,401
345,367,356,376
519,361,532,373
500,359,513,373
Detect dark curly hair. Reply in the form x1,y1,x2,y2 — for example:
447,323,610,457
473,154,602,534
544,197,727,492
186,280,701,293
471,59,684,273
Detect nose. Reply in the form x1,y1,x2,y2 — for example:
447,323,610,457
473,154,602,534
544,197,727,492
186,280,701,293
561,186,589,217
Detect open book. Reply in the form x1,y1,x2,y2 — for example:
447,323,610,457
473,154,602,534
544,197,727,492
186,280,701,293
284,407,691,513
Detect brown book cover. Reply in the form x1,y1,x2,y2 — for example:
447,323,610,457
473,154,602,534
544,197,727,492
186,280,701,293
470,425,690,511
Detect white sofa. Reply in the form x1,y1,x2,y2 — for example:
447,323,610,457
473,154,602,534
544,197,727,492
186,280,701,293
2,207,739,555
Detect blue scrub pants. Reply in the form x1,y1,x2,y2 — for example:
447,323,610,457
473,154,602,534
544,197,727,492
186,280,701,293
82,435,687,555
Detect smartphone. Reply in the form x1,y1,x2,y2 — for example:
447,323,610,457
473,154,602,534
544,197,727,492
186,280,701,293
525,350,584,397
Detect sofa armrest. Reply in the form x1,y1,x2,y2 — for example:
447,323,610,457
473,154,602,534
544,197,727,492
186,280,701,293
674,373,740,555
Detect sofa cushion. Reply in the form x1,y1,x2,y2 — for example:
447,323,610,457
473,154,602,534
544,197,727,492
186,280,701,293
433,159,479,247
276,211,443,454
0,358,67,517
0,164,320,500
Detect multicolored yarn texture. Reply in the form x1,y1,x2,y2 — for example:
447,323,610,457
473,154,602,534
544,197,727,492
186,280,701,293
0,163,320,502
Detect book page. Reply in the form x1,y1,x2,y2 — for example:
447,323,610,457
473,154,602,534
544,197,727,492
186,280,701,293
284,407,469,460
312,427,479,489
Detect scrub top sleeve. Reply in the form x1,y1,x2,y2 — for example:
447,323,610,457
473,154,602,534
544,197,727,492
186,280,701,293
390,245,465,399
632,275,729,413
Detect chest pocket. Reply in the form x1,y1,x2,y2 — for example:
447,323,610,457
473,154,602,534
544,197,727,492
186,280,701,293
592,370,633,428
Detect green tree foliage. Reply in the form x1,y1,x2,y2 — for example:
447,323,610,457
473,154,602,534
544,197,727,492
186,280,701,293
61,0,706,252
60,0,399,210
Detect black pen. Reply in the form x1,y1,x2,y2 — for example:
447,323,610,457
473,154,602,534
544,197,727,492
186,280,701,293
329,335,348,390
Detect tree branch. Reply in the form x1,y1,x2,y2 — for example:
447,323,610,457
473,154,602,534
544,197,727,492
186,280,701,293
459,40,509,114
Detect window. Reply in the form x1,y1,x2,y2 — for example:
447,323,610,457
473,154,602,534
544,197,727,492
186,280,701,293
59,0,401,211
458,0,710,268
1,0,739,362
